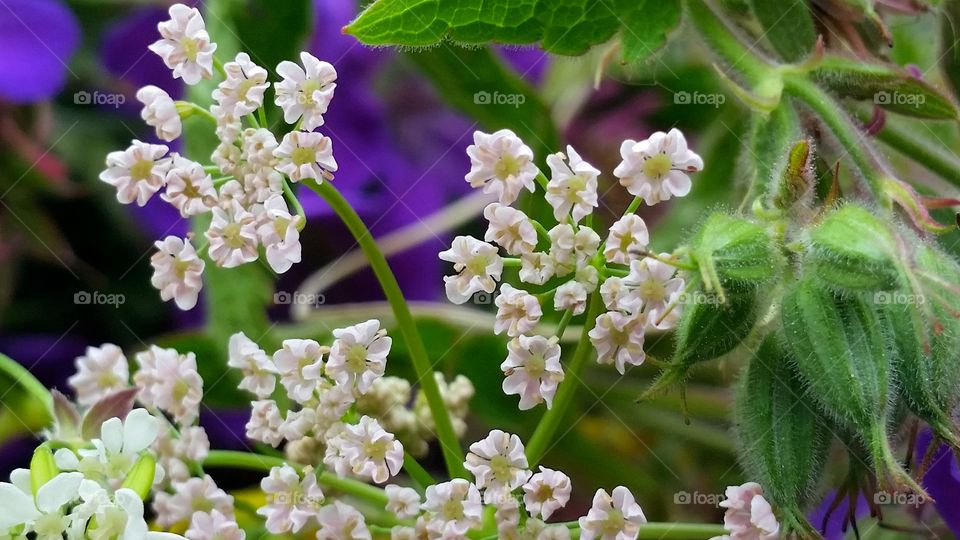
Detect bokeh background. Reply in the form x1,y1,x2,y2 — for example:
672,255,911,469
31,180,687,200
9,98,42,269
2,0,960,537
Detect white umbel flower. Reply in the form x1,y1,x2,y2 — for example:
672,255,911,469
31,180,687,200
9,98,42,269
326,320,391,394
136,85,181,141
227,332,277,399
274,131,338,182
625,257,684,322
589,312,647,375
439,235,503,304
519,252,555,286
206,200,259,268
212,104,242,144
331,416,404,484
522,467,572,520
547,224,576,276
603,215,649,265
68,343,130,407
274,51,337,131
273,338,324,404
483,203,537,255
186,510,245,540
133,346,203,424
161,156,216,217
0,471,83,538
385,485,421,519
150,235,205,310
545,145,599,223
501,335,563,410
464,430,532,503
465,129,537,205
77,408,159,480
554,280,589,316
599,277,641,315
257,464,324,534
257,194,303,274
246,400,284,447
153,475,233,528
422,479,483,537
494,284,542,337
316,501,371,540
717,482,780,540
148,4,217,85
578,486,647,540
100,140,169,206
214,52,268,116
613,129,703,206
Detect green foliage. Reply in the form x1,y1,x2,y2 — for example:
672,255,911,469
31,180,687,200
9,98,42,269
346,0,681,62
690,212,779,293
734,336,826,537
804,204,900,293
748,0,816,62
748,105,803,204
941,0,960,100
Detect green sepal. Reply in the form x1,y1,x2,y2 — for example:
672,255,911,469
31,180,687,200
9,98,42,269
734,336,827,536
805,204,900,293
29,445,59,497
690,212,779,300
121,453,157,500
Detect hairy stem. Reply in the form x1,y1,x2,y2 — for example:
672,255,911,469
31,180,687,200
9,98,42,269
862,112,960,188
305,179,466,478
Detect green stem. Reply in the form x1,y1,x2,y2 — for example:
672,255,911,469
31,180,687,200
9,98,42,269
535,171,550,191
858,111,960,187
403,452,435,492
783,75,889,207
623,196,644,216
685,0,771,83
283,181,308,231
305,180,466,478
177,101,218,124
502,257,522,268
525,294,603,465
0,353,53,423
554,310,573,339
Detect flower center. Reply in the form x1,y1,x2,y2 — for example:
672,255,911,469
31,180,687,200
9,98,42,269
223,222,246,249
33,513,69,537
494,154,521,179
363,438,390,461
525,353,546,378
130,159,154,181
642,153,673,179
465,255,490,277
600,509,626,535
441,499,465,521
489,454,513,481
639,279,666,303
292,146,317,166
181,37,200,61
347,344,369,373
300,79,322,105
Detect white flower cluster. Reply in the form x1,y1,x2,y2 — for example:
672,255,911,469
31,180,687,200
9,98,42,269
710,483,780,540
57,342,240,538
101,3,341,311
442,128,702,409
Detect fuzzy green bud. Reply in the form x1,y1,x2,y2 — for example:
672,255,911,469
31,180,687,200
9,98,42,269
690,212,779,300
805,204,900,293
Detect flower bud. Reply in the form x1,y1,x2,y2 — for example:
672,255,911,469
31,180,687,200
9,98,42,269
30,445,59,496
121,453,157,500
805,204,900,293
690,212,778,300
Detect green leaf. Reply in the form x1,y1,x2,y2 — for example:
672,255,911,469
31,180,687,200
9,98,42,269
347,0,681,58
748,0,815,62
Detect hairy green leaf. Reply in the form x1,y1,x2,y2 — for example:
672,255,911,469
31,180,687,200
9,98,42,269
748,0,816,62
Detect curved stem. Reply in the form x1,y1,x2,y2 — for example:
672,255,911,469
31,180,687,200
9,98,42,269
525,294,603,465
403,452,435,492
685,0,772,84
859,111,960,188
0,353,53,423
783,75,890,207
305,179,466,478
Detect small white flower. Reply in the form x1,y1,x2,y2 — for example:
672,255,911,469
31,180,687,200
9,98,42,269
315,382,356,426
133,347,203,424
257,194,303,274
494,284,542,337
522,467,572,521
150,235,205,310
589,312,647,375
603,215,649,265
331,416,404,484
71,483,174,540
575,228,602,265
274,130,338,182
599,277,641,314
100,140,169,206
228,332,277,398
212,142,242,175
214,52,268,116
422,479,483,537
153,475,234,528
161,156,217,217
155,426,210,483
502,335,563,410
77,408,159,480
554,280,589,316
439,236,503,304
242,128,280,168
316,501,371,540
546,145,599,223
613,129,703,206
273,338,324,404
385,485,421,519
464,430,531,503
136,85,181,141
279,408,318,441
148,4,217,85
212,104,242,144
68,343,130,406
484,203,537,255
186,510,245,540
650,289,682,331
257,464,324,534
578,486,647,540
625,257,684,322
547,224,576,276
246,400,284,447
519,252,555,285
717,482,779,540
206,200,259,268
0,471,83,536
465,129,537,205
326,320,391,394
274,51,337,131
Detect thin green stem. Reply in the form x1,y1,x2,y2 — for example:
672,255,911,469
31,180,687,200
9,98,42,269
305,180,466,478
623,196,644,216
783,75,889,207
177,101,218,124
857,110,960,187
257,106,268,128
212,56,227,78
245,113,261,129
403,452,435,492
531,220,552,244
282,180,308,232
525,293,603,465
502,257,522,268
554,310,573,339
535,171,550,191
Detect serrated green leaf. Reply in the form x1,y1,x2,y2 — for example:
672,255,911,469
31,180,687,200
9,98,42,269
347,0,681,58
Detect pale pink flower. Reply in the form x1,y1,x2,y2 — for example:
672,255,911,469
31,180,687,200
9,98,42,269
484,203,537,255
717,482,779,540
578,486,647,540
274,52,337,131
68,344,130,407
494,284,542,337
316,501,371,540
150,235,205,310
502,336,563,410
100,140,169,206
545,145,599,223
603,215,649,265
464,430,531,503
589,312,647,375
326,320,391,394
465,129,537,205
136,85,180,141
522,467,572,520
613,129,703,205
274,131,337,182
148,4,217,85
273,338,324,404
257,464,324,534
133,345,203,425
439,236,503,304
227,332,277,399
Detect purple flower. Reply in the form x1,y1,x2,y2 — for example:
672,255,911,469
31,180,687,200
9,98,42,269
0,0,80,103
